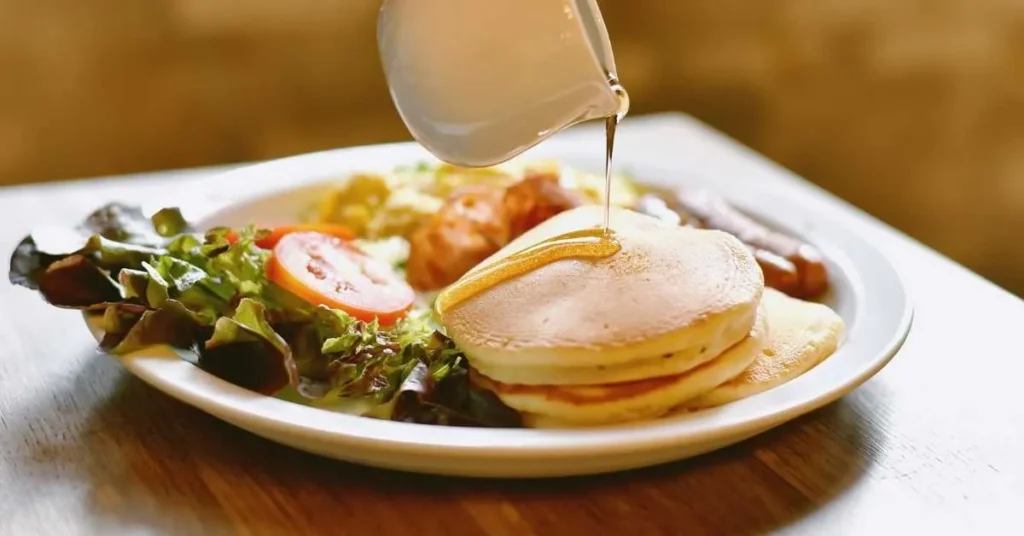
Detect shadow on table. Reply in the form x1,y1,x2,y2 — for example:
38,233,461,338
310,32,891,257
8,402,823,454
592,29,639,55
12,352,886,534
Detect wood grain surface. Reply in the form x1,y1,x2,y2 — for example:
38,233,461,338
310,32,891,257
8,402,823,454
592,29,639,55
2,116,1023,536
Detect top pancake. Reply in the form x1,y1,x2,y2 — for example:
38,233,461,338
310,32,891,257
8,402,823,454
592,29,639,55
441,205,765,368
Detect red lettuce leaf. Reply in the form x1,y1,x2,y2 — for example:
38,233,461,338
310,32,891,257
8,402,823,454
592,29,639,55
199,299,298,396
36,254,124,309
99,300,206,355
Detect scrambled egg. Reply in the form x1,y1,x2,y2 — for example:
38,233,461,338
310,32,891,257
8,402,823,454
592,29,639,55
313,160,640,240
316,173,394,237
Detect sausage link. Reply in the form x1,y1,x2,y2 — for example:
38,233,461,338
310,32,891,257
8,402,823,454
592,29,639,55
635,191,829,299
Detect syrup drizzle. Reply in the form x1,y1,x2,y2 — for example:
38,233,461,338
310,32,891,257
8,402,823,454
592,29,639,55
434,77,630,315
603,76,629,231
433,227,621,315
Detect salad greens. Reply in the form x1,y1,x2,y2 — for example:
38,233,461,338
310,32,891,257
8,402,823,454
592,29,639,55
8,202,520,428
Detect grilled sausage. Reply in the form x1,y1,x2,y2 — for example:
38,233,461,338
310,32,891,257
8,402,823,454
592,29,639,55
635,191,828,299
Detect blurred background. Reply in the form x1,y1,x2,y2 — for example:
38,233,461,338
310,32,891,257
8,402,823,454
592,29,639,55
1,1,1021,295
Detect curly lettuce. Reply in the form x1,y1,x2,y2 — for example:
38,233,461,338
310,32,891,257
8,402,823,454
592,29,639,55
8,203,520,428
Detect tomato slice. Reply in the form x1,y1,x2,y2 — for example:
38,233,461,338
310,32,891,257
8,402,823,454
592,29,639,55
222,224,356,249
255,224,355,250
267,231,414,325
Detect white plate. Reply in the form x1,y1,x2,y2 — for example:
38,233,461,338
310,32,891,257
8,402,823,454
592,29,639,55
84,139,913,478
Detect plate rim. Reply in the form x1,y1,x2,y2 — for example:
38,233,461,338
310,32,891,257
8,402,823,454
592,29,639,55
83,139,914,461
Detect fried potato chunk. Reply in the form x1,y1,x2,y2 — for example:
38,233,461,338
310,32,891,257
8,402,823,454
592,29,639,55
405,172,587,291
503,171,588,240
405,186,510,291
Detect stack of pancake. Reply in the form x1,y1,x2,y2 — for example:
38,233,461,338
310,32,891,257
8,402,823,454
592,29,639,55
440,205,844,427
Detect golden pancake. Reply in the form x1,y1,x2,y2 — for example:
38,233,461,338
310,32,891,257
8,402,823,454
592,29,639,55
468,312,749,386
442,205,764,373
684,288,844,409
473,308,767,426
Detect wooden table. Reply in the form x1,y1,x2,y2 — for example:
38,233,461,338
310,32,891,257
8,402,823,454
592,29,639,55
2,114,1022,535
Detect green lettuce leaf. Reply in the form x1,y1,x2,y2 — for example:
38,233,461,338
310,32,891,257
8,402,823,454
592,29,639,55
9,203,190,303
85,235,167,270
80,202,186,247
151,207,192,238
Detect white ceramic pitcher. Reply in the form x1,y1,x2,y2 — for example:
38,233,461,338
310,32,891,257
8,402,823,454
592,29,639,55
377,0,626,168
